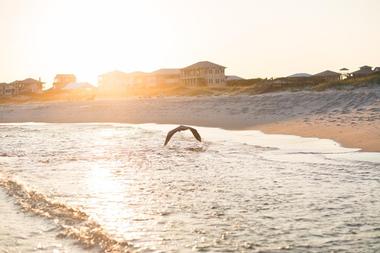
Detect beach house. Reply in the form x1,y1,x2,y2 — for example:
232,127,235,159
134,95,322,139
53,74,76,90
147,69,181,86
351,66,374,78
180,61,226,86
10,78,43,94
0,78,43,97
99,69,182,90
97,61,227,90
98,71,129,91
0,83,10,96
126,71,148,86
98,70,150,92
313,70,341,81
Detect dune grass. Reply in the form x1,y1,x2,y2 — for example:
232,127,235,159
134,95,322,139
313,72,380,91
1,73,379,104
121,73,380,97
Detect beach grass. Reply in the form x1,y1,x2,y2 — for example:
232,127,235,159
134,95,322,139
1,73,380,104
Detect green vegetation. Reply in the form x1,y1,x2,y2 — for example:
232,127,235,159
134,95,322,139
313,72,380,91
227,72,380,94
1,73,380,104
89,72,380,99
115,73,380,97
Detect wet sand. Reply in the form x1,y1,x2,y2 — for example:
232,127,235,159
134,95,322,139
0,87,379,151
256,117,379,152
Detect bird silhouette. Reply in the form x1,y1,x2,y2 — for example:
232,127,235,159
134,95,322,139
164,125,202,146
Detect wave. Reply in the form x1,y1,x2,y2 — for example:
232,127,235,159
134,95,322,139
0,177,133,253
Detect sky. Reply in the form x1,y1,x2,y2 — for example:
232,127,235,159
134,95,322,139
0,0,379,86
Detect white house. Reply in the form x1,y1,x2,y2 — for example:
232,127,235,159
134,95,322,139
180,61,226,86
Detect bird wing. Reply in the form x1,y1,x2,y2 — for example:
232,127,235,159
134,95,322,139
164,126,182,146
164,125,202,146
189,127,202,142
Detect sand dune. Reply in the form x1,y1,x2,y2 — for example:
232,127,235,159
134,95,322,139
0,87,379,151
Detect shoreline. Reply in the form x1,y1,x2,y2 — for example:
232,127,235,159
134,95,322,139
0,89,379,152
1,120,375,152
254,119,379,152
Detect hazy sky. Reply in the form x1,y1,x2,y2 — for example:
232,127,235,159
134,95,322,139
0,0,379,85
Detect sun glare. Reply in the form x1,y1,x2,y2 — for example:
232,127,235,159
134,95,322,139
1,0,379,85
23,0,175,84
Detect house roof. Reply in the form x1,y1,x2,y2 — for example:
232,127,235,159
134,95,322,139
10,78,43,85
226,75,245,81
352,68,373,75
99,70,128,77
127,71,147,76
287,73,312,78
55,74,76,78
183,61,226,69
23,78,42,83
359,65,372,69
313,70,341,77
152,68,180,75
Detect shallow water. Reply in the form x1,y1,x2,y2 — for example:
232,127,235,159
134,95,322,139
0,123,379,252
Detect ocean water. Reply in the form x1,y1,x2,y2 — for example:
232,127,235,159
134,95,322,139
0,123,379,253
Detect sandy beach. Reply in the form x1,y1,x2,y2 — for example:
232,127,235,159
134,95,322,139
1,87,379,151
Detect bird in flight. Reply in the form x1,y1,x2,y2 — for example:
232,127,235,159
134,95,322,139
164,125,202,146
